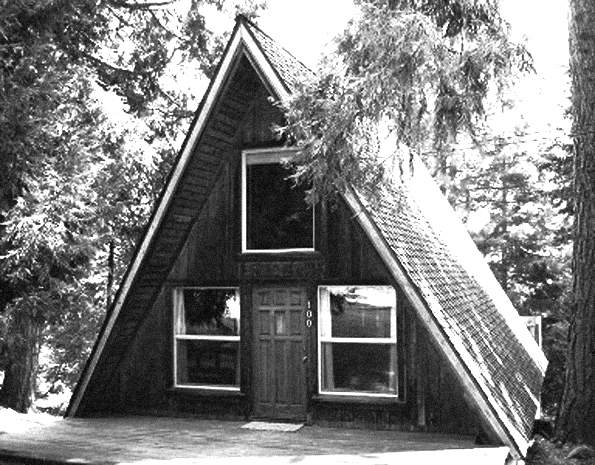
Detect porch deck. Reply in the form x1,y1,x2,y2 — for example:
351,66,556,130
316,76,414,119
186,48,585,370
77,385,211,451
0,415,509,464
0,417,507,465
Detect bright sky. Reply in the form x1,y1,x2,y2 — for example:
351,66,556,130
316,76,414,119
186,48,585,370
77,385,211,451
255,0,570,133
256,0,357,69
500,0,570,132
256,0,569,74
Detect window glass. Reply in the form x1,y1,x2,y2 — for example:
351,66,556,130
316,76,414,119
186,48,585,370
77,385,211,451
179,289,240,336
244,153,314,251
326,287,393,338
319,286,398,396
176,340,240,386
174,288,240,389
321,342,397,394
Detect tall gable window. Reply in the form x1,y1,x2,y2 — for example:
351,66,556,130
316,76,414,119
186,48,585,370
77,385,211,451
173,288,240,390
242,149,314,253
318,286,398,397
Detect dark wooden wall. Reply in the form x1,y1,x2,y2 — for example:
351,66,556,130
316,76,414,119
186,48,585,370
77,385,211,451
102,56,484,438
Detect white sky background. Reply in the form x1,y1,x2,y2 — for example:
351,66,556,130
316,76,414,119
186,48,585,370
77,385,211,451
257,0,570,130
499,0,570,131
255,1,357,70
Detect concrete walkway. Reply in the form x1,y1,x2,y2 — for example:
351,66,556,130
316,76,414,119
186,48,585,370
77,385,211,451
0,416,510,464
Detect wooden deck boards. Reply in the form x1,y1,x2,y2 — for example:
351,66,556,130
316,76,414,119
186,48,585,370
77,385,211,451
0,415,509,464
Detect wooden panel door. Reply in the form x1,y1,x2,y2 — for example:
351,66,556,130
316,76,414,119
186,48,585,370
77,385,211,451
253,288,307,420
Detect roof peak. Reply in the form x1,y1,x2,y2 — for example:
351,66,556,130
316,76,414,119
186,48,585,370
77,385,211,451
235,13,253,26
235,14,315,92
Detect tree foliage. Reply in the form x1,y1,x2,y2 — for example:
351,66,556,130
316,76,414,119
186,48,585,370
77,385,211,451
0,0,262,412
448,129,572,313
281,0,532,203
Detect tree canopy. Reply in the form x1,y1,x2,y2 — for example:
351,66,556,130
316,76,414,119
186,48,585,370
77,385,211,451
281,0,533,203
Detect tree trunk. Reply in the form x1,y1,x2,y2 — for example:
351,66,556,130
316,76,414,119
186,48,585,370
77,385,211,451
555,0,595,447
0,311,43,413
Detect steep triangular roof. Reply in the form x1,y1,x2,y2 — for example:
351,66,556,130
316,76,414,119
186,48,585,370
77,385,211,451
67,15,546,461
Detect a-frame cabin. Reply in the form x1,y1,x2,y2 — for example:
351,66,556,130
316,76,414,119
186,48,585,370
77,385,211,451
67,16,547,462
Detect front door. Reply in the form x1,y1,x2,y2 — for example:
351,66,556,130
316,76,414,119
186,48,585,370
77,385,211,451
253,287,307,420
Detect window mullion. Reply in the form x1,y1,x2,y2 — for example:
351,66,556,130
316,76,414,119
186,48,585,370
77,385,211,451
320,337,395,344
176,335,240,342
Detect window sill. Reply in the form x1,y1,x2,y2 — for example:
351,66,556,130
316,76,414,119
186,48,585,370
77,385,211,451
168,387,245,397
312,394,404,405
239,250,322,261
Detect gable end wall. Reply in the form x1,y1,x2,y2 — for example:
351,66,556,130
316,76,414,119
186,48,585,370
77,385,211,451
78,57,484,438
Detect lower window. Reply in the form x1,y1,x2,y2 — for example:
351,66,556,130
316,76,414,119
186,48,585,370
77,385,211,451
318,286,398,396
173,287,240,390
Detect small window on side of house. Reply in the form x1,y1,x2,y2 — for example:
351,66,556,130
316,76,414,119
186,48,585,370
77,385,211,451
242,149,314,253
173,288,240,390
318,285,398,397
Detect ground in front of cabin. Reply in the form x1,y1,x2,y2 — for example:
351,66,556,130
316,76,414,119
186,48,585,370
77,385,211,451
0,408,593,464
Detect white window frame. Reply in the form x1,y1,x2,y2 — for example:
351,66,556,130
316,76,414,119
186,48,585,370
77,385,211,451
521,315,542,348
318,285,398,398
241,147,315,253
173,287,241,391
